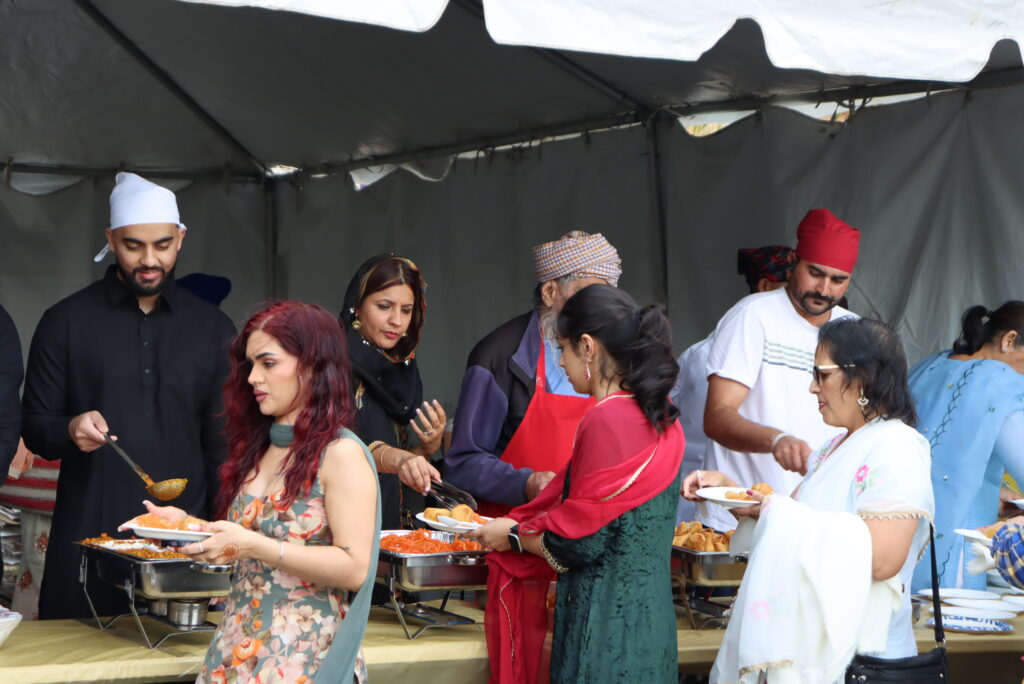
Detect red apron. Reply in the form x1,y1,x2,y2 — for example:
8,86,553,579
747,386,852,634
476,338,594,518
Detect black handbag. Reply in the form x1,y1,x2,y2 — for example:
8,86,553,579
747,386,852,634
845,524,949,682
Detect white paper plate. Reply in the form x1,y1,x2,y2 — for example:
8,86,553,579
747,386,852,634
120,524,211,542
926,615,1013,634
1009,499,1024,510
695,486,762,509
954,528,993,548
915,587,1003,601
944,597,1022,612
936,606,1017,620
998,594,1024,608
414,512,492,533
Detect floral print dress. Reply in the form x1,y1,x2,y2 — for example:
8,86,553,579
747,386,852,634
197,464,366,684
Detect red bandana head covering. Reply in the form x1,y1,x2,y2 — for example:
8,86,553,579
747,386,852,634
736,245,793,291
795,209,859,273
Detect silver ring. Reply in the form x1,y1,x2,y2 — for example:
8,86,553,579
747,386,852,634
198,541,205,554
423,429,434,435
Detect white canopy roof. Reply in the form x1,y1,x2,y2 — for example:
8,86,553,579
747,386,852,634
3,0,1020,181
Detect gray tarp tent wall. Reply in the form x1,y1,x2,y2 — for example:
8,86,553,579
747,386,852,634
2,0,1024,408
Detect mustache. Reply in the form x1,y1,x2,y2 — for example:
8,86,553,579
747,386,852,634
799,290,837,306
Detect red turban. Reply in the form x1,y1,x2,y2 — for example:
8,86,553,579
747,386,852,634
795,209,860,273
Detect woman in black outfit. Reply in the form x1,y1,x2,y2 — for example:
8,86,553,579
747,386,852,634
340,255,446,529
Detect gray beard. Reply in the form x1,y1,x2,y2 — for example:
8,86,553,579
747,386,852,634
539,307,557,341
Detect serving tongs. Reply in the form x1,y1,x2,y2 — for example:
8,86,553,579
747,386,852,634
428,479,478,511
103,433,187,501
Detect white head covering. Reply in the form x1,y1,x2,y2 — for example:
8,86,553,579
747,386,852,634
93,172,187,262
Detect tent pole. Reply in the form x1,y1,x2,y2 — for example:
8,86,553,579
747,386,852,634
307,112,645,177
73,0,267,177
646,115,670,307
0,161,260,183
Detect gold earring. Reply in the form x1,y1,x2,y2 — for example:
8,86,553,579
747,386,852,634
352,319,362,330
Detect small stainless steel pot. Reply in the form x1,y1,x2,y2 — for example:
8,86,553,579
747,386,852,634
148,599,168,617
167,599,209,629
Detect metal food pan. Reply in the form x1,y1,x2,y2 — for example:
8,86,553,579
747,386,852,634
378,530,488,591
672,546,747,585
78,544,231,599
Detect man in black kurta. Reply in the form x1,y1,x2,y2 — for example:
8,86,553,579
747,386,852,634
21,172,235,620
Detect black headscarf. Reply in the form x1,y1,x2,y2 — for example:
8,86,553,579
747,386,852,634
340,255,425,530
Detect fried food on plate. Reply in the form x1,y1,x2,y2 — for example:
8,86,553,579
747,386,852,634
980,521,1008,539
131,513,208,531
423,507,448,522
724,482,774,501
672,521,731,552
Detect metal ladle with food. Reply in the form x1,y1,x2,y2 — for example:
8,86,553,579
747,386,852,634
104,433,187,501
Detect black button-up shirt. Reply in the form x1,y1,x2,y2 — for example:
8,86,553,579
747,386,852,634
0,304,22,477
22,265,235,619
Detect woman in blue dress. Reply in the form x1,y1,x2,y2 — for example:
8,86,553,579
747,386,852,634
910,301,1024,590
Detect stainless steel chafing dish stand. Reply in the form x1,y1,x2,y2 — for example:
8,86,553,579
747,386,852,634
671,546,747,630
77,543,232,648
376,530,488,639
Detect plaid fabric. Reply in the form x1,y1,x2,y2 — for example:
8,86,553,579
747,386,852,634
736,245,793,289
993,523,1024,590
532,230,621,285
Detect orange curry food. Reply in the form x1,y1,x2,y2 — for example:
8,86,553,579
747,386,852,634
380,528,483,554
80,533,189,560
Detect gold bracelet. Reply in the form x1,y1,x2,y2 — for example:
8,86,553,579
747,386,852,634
539,533,569,573
367,441,387,469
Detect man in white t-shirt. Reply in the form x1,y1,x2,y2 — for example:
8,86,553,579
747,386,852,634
699,209,861,531
671,245,792,522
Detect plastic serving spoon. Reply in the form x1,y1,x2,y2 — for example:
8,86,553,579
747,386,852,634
103,433,187,501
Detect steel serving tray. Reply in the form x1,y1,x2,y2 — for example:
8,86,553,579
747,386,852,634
77,543,231,599
672,545,747,585
377,530,488,591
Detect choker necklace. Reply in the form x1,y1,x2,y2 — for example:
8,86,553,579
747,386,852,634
269,423,294,448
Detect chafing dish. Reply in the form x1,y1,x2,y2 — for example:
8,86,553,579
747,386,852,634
672,546,747,629
376,530,488,639
672,545,747,585
77,542,232,648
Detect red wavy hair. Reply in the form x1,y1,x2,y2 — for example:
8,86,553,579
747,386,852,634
216,301,355,518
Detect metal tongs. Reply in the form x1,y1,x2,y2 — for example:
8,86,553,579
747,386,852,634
429,479,478,511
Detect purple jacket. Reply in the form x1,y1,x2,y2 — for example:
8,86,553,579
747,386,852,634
445,310,541,506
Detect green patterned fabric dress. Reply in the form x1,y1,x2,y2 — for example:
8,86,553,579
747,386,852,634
197,455,366,684
544,470,681,684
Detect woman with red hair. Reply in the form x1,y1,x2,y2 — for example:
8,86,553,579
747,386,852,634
140,301,380,683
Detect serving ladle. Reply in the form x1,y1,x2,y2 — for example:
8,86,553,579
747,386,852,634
103,433,187,501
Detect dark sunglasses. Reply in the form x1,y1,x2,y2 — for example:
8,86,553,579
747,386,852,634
811,363,856,384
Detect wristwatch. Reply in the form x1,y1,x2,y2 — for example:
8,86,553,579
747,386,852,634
507,524,523,553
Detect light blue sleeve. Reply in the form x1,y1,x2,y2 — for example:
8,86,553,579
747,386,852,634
994,408,1024,484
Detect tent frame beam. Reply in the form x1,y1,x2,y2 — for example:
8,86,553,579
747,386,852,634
291,65,1024,179
73,0,268,177
0,161,263,183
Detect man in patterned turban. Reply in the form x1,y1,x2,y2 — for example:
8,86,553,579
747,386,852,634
446,231,622,513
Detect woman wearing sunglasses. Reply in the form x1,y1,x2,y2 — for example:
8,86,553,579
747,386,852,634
684,318,934,678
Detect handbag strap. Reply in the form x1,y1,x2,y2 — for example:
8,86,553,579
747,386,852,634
927,522,945,646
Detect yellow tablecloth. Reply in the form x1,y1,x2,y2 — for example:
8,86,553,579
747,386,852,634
2,604,1023,683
